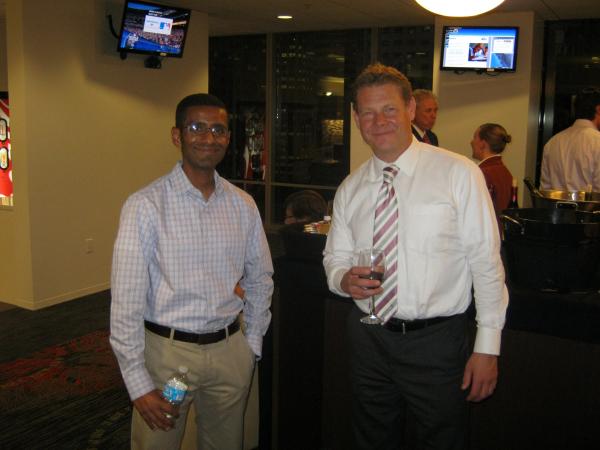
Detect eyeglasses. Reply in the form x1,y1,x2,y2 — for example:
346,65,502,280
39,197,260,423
184,122,229,138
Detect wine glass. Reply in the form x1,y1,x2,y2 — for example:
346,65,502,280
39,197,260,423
357,248,386,325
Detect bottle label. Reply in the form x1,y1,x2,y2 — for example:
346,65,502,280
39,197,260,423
163,385,186,404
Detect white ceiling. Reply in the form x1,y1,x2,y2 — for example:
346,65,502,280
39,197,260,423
198,0,600,35
0,0,599,35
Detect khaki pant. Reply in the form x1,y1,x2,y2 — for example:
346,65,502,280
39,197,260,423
132,327,256,450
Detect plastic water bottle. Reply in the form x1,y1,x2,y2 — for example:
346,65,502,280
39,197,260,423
162,365,189,419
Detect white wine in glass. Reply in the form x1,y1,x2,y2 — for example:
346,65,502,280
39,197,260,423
358,248,386,325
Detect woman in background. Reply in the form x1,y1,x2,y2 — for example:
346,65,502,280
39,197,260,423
471,123,514,217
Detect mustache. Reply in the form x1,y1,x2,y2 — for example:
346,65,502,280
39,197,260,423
193,143,225,151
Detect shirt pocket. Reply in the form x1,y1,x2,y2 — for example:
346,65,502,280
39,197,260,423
156,236,203,280
404,204,457,254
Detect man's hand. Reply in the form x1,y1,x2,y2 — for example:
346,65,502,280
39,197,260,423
340,266,383,300
133,389,179,431
461,353,498,402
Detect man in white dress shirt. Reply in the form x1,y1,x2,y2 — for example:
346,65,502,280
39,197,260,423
323,63,508,450
541,89,600,192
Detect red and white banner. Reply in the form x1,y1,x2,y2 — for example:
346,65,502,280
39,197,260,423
0,93,13,202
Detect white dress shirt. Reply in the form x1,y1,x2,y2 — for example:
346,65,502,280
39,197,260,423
323,138,508,355
110,162,273,400
540,119,600,191
412,123,426,139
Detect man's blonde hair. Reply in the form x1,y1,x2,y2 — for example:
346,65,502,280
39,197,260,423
352,63,413,111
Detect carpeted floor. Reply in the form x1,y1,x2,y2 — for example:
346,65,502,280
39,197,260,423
0,290,131,449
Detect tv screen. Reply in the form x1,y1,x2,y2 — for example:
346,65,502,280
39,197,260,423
117,1,191,57
440,26,519,72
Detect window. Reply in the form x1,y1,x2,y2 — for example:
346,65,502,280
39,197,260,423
210,27,434,227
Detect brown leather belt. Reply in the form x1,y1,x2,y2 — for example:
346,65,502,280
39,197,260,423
383,314,461,334
144,317,240,345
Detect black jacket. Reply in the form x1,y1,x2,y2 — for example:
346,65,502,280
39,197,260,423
411,125,439,147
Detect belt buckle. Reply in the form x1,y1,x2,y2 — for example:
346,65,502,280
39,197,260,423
195,331,212,345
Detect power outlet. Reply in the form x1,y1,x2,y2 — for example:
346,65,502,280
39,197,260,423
85,238,94,254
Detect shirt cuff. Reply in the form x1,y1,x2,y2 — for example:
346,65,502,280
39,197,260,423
124,367,157,401
330,267,351,297
473,325,502,356
245,332,263,360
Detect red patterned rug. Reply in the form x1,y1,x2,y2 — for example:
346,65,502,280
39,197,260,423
0,330,131,449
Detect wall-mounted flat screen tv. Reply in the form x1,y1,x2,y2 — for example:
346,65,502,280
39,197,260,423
440,26,519,72
117,1,191,57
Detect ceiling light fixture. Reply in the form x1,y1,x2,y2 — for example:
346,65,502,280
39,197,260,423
414,0,505,17
277,15,293,20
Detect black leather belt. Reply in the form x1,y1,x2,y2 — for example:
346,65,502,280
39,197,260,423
144,317,240,345
383,314,460,334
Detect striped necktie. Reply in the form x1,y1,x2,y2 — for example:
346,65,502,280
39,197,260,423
373,165,399,322
421,131,431,144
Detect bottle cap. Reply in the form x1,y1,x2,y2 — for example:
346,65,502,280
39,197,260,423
178,365,189,374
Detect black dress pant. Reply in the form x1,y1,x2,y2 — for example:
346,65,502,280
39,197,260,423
347,307,469,450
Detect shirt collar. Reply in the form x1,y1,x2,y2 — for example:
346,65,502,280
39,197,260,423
169,161,224,199
573,118,598,130
367,136,421,181
478,154,502,166
412,123,425,137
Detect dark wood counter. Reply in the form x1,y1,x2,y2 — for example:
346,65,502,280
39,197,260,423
271,231,600,450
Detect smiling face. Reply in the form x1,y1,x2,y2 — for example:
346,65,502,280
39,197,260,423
413,96,438,131
171,105,230,174
353,83,416,162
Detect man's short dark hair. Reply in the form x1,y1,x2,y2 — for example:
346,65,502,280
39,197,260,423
284,190,328,223
574,89,600,121
175,94,228,128
352,63,413,111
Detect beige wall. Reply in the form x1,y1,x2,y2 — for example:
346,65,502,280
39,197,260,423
351,11,543,207
433,11,544,205
0,0,209,308
0,18,7,90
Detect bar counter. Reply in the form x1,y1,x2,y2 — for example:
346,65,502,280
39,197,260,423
271,230,600,450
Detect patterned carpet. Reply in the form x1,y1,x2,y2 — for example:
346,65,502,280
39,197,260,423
0,292,131,449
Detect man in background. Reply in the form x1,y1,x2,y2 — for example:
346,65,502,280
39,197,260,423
541,89,600,192
283,189,328,225
411,88,439,146
110,93,273,449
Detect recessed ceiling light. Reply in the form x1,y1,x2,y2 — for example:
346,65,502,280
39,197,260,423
277,15,293,20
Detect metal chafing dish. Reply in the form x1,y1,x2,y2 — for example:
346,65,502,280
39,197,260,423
501,207,600,292
524,178,600,212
